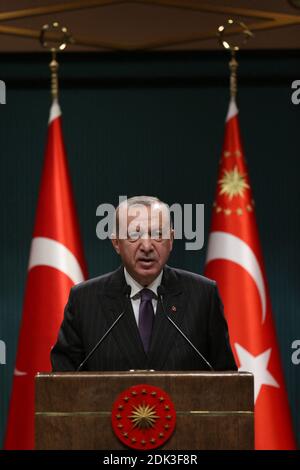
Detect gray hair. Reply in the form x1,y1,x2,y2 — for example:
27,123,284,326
115,195,171,237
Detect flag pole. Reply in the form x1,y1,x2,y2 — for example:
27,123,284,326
229,51,238,100
205,19,297,449
39,21,72,101
49,50,59,101
217,18,253,100
4,21,86,451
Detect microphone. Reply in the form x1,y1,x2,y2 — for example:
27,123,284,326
77,285,131,371
157,285,214,371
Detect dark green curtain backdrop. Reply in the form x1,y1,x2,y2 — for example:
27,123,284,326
0,51,299,447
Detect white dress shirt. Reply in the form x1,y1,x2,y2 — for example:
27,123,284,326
124,268,163,325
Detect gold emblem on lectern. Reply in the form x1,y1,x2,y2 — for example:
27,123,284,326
111,384,176,450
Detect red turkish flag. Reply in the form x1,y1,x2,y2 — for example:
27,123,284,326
4,100,87,449
204,99,296,449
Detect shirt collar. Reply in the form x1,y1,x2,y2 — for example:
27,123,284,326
124,267,163,299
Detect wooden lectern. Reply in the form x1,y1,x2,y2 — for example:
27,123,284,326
35,371,254,450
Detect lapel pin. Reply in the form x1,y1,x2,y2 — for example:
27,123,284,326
171,306,177,312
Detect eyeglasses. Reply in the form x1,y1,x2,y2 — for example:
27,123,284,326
127,228,171,242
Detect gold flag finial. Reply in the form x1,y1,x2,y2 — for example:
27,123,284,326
217,19,253,99
39,22,72,101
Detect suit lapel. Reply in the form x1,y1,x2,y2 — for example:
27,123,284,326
99,266,148,369
148,266,184,370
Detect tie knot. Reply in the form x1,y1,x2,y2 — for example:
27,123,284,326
140,288,155,302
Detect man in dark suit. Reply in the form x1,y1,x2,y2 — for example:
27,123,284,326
51,196,236,372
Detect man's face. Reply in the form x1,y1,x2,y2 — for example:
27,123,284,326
111,202,174,286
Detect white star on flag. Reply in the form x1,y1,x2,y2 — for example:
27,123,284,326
235,343,280,403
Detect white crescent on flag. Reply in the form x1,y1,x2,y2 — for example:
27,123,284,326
14,368,27,376
14,236,84,377
28,236,84,285
48,99,61,124
206,231,267,323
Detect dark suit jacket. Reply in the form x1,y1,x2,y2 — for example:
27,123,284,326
51,265,237,371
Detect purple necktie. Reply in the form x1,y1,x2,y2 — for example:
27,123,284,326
138,288,155,353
